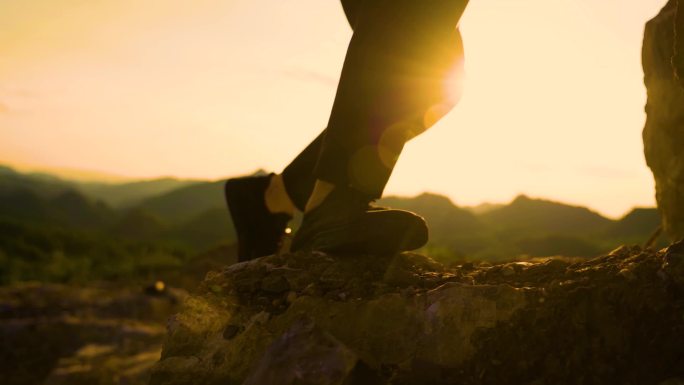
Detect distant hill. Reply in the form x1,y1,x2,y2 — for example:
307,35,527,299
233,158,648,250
48,190,114,228
480,195,613,238
0,166,72,198
0,187,113,229
380,194,663,260
379,193,494,258
0,164,667,262
0,166,234,251
3,163,133,183
604,207,666,248
465,202,505,215
380,193,481,230
165,208,235,249
608,208,661,238
111,208,167,240
76,178,200,208
0,165,16,175
0,164,203,208
136,180,226,224
0,188,54,223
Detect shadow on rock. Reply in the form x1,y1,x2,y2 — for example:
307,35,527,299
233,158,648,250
150,242,684,385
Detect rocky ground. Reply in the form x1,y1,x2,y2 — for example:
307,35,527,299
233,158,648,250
151,243,684,385
3,242,683,385
0,282,185,385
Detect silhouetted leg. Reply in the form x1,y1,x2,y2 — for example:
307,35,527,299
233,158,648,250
280,130,326,211
278,1,359,212
313,0,467,198
228,0,467,259
281,0,467,209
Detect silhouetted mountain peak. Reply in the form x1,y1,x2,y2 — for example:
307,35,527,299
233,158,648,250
509,195,568,209
512,194,532,203
482,195,612,237
412,192,459,208
378,193,473,218
505,195,602,214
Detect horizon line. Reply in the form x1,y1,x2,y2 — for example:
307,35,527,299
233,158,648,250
0,161,655,221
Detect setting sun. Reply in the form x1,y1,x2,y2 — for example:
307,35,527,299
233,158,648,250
0,0,666,217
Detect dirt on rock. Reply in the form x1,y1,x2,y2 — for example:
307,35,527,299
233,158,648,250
151,243,684,385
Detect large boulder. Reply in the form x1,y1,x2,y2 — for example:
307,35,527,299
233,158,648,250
150,245,684,385
643,0,684,241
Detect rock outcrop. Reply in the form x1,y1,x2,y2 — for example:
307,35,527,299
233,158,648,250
151,244,684,385
643,0,684,241
674,0,684,85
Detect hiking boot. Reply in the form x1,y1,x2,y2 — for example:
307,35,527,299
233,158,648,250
224,174,292,262
291,186,428,255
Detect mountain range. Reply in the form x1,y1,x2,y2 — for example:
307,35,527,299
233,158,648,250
0,164,666,268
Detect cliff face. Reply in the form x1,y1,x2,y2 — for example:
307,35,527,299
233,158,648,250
643,0,684,240
150,244,684,385
675,0,684,85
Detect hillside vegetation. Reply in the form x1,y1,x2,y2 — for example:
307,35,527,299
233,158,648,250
0,165,666,285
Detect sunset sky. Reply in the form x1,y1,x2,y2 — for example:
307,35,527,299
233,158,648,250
0,0,667,217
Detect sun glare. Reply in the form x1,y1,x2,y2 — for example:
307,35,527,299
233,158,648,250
0,0,668,217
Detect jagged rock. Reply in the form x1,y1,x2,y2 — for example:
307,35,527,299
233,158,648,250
242,317,359,385
643,0,684,240
674,0,684,85
150,245,684,385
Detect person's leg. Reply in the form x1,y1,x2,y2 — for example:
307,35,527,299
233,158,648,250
223,1,360,261
224,175,292,262
291,0,468,252
263,174,297,216
228,0,468,258
225,129,324,262
312,0,467,201
273,1,362,213
278,130,326,212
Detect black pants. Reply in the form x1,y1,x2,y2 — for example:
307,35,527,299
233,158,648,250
282,0,468,210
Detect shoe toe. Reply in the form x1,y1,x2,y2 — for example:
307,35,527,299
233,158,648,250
295,208,428,255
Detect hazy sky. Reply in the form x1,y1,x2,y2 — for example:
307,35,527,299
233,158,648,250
0,0,667,217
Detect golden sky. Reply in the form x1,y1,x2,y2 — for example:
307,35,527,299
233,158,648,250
0,0,666,217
